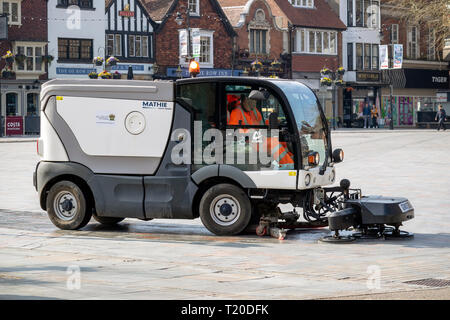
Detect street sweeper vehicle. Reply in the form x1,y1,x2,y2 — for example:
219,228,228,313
34,77,414,242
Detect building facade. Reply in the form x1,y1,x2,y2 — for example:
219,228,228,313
219,0,289,77
274,0,346,123
47,0,105,79
147,0,237,78
105,0,156,79
0,0,48,136
379,1,449,128
338,0,383,128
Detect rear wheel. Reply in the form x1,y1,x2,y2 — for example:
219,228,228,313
93,214,124,225
46,181,92,230
199,183,252,236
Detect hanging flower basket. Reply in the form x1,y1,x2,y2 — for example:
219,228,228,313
106,56,119,66
98,70,112,79
251,60,262,71
93,56,104,66
271,59,282,70
42,55,55,66
88,72,98,79
337,67,345,76
334,79,345,87
2,50,14,64
320,67,332,76
113,71,121,79
14,54,26,64
320,77,332,86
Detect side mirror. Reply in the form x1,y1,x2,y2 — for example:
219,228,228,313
332,148,344,163
248,90,266,101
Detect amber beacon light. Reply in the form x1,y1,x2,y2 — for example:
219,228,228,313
189,60,200,77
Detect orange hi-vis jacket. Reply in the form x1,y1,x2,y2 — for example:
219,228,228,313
228,107,264,126
265,136,294,170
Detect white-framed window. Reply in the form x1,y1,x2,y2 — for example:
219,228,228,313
407,26,419,59
427,28,436,60
106,34,122,56
188,0,200,16
14,43,45,73
354,0,379,29
289,0,314,8
249,29,268,54
294,29,337,55
128,35,149,58
391,24,399,43
1,0,21,25
355,42,378,70
179,29,214,68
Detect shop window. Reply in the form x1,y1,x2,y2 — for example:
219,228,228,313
6,93,18,116
27,93,39,116
2,0,20,25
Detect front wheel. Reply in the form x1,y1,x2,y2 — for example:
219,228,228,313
199,183,252,236
46,181,92,230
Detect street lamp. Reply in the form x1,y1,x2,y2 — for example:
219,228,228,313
380,24,394,130
175,5,193,70
320,67,345,130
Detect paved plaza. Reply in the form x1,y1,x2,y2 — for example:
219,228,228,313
0,130,449,299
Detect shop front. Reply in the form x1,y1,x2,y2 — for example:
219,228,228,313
343,71,384,128
0,80,42,136
381,69,450,127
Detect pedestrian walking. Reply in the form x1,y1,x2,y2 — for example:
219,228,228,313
371,105,379,128
363,102,370,128
435,105,447,131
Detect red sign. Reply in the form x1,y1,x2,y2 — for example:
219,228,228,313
5,116,23,136
119,11,135,17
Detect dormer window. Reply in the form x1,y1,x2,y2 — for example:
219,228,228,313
289,0,314,8
188,0,200,16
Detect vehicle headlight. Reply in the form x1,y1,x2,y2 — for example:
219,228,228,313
332,148,344,163
307,151,320,166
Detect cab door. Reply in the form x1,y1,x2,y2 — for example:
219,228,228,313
222,82,297,190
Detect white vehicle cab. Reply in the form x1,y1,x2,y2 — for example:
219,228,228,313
34,77,414,242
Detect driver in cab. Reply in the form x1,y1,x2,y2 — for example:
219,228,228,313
228,94,264,126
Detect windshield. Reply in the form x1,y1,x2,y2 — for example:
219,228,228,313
273,81,329,168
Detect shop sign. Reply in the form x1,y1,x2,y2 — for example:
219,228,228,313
404,69,449,89
119,4,134,17
167,67,241,78
5,116,23,136
356,72,380,82
57,67,96,75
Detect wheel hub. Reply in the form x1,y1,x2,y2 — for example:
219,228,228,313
54,191,78,221
210,195,241,226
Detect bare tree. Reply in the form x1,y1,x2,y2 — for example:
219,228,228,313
385,0,450,59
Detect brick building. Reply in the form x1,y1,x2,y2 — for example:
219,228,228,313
144,0,237,78
219,0,289,77
379,1,449,128
0,0,48,135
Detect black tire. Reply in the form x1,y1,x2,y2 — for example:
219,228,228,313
199,183,252,236
93,214,124,225
46,181,92,230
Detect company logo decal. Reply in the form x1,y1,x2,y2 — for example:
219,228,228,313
142,101,170,109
